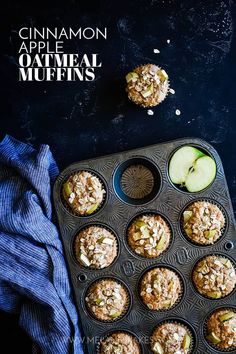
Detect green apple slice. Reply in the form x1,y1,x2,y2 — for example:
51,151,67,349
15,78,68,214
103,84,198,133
183,333,191,349
169,146,205,184
185,156,216,192
152,342,163,354
207,332,221,344
219,311,235,322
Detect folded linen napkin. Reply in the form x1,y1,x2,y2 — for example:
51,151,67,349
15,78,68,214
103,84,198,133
0,135,84,354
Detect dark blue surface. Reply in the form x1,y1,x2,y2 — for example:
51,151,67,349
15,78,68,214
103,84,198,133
1,0,236,351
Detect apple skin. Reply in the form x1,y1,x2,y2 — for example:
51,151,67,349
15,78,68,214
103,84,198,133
185,156,216,192
169,146,216,192
169,146,205,184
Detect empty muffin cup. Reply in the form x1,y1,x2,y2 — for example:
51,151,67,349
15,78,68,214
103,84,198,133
113,157,161,205
85,278,130,322
139,266,183,311
192,255,236,299
62,170,106,216
74,225,118,269
127,213,171,258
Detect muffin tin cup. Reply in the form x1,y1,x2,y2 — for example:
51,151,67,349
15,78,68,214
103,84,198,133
150,318,197,354
137,264,185,312
179,198,228,247
83,276,132,324
60,169,108,218
191,253,236,301
72,223,120,270
96,329,144,354
126,211,173,260
167,143,217,195
203,306,236,353
53,138,236,354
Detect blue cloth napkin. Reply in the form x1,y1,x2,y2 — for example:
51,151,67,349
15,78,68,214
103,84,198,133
0,135,84,354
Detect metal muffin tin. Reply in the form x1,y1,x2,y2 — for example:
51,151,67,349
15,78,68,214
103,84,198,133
53,137,236,354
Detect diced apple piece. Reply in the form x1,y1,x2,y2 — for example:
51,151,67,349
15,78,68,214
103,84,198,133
79,254,91,267
207,332,221,344
207,291,221,299
126,72,139,83
86,203,98,215
95,298,103,305
220,258,232,269
134,220,147,228
152,342,164,354
156,233,166,250
63,182,72,197
219,311,235,322
158,69,168,82
141,84,153,98
169,146,205,184
183,211,192,223
183,333,191,349
133,232,142,241
185,156,216,193
102,238,114,245
204,229,216,239
109,310,121,318
140,225,150,238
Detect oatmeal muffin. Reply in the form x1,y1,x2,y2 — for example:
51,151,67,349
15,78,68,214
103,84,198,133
99,332,141,354
193,255,236,299
126,64,169,107
182,201,225,245
151,322,192,354
127,214,171,258
62,171,105,216
206,308,236,349
74,226,117,269
140,267,182,310
85,279,128,321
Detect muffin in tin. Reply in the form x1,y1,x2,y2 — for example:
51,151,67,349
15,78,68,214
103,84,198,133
182,201,225,245
193,255,236,299
62,171,106,216
127,214,171,258
206,308,236,350
99,331,141,354
140,267,182,310
85,279,129,321
74,226,118,269
125,64,169,107
151,322,193,354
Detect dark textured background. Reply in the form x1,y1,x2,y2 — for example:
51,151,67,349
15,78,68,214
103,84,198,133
0,0,235,351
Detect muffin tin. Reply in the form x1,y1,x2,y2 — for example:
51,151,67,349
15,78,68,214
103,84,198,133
53,137,236,353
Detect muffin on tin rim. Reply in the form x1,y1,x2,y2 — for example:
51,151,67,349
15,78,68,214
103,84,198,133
150,319,194,354
127,213,172,258
98,330,142,354
181,200,226,246
139,266,183,311
125,63,169,107
192,254,236,299
85,278,130,322
74,225,118,269
205,307,236,351
62,170,106,216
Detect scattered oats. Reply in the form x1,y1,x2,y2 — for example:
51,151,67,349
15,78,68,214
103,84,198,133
147,109,154,116
169,88,175,94
175,109,181,116
153,49,160,54
167,39,171,44
173,333,179,340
